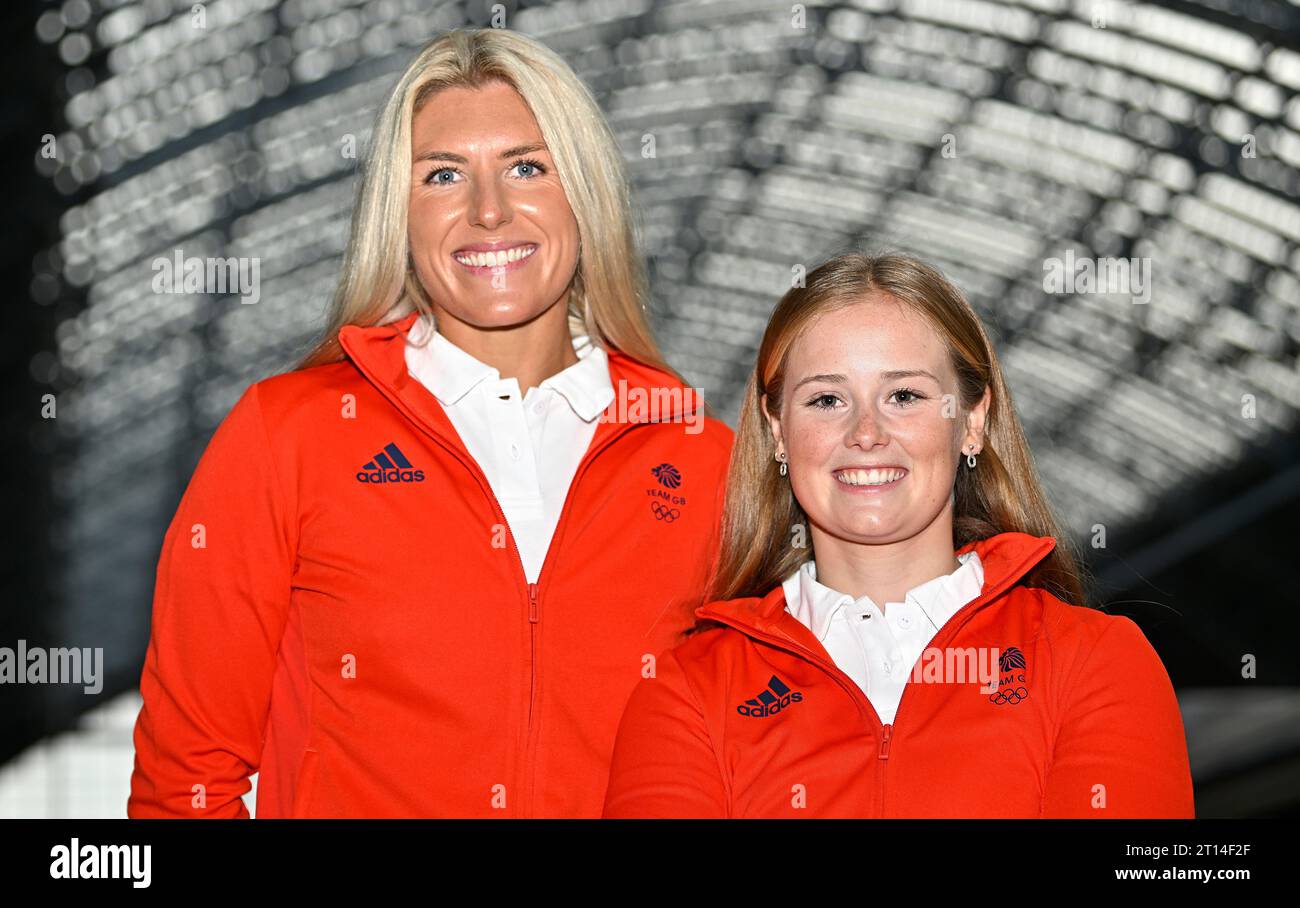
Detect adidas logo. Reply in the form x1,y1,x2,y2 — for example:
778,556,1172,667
356,442,425,484
736,674,803,718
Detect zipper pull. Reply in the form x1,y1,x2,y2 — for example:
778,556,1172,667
878,723,892,760
529,583,539,623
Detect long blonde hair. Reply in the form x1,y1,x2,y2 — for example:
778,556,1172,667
707,251,1089,608
298,27,676,377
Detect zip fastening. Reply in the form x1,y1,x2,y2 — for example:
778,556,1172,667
698,540,1053,817
514,415,652,814
527,582,539,730
339,326,686,816
340,344,539,745
700,608,972,816
878,723,892,816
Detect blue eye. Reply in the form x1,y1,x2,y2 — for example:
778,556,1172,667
424,158,548,186
512,158,547,177
425,166,461,185
806,393,840,410
891,388,925,406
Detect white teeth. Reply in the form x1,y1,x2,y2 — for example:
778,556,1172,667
453,245,537,267
835,468,906,486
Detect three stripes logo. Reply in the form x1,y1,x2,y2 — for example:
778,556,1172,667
736,674,804,718
356,442,425,484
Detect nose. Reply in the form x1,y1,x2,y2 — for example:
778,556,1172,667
846,403,889,450
468,174,512,229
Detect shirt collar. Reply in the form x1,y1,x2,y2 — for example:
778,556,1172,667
781,550,985,642
405,314,614,422
538,335,615,422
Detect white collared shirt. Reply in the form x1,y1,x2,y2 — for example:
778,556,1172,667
780,551,985,725
404,314,615,584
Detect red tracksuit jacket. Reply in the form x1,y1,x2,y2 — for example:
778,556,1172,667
603,531,1196,818
128,312,733,818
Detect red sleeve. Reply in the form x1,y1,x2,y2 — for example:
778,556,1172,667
602,646,729,818
1041,615,1195,818
128,383,295,818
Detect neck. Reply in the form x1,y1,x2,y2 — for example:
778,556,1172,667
431,301,578,393
809,504,959,609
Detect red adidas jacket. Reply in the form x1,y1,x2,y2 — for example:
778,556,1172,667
128,312,733,818
603,531,1195,818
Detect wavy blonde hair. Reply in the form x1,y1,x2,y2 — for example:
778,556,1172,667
706,251,1089,608
298,27,676,377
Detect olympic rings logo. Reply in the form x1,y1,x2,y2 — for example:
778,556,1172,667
989,686,1029,705
650,502,681,522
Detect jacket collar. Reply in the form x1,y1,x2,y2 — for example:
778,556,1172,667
781,549,985,642
403,313,613,421
697,532,1058,645
338,312,702,462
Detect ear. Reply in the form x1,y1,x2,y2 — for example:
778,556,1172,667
760,392,785,457
962,385,992,455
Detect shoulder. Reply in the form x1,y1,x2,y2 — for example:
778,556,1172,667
661,606,762,679
634,411,734,479
250,359,363,413
1029,586,1146,647
232,359,366,441
626,620,742,717
1015,584,1170,684
606,350,735,460
687,415,735,460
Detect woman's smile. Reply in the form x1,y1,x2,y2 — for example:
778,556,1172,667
832,465,908,493
451,242,540,275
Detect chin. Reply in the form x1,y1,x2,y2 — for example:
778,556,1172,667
843,526,901,544
813,513,894,544
456,301,555,329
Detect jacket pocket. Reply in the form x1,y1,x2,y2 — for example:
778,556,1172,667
288,749,319,818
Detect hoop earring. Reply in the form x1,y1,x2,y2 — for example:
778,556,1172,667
966,445,978,469
777,452,788,477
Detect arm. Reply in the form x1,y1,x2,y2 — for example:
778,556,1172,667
602,646,729,818
128,383,295,818
1041,615,1195,818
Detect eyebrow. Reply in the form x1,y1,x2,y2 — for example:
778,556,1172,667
791,369,941,391
881,369,941,383
413,142,549,165
792,373,847,391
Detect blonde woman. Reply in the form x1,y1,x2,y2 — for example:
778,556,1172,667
129,29,732,818
603,252,1194,818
